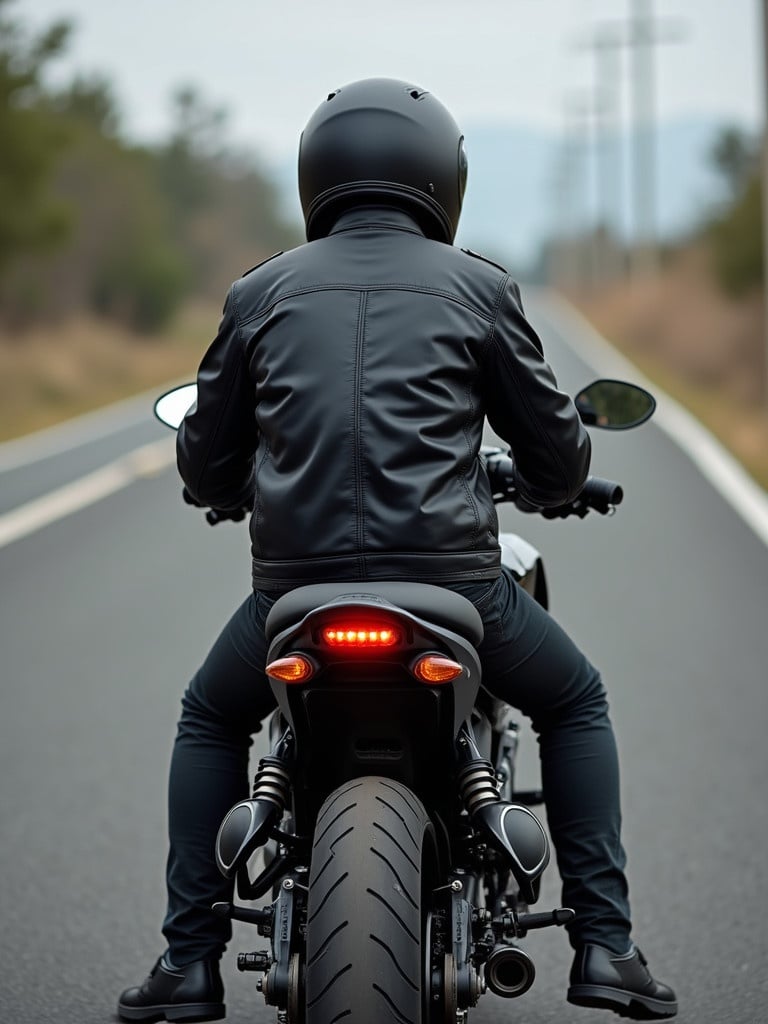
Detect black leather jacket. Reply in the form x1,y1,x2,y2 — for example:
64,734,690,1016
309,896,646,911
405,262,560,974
177,206,591,592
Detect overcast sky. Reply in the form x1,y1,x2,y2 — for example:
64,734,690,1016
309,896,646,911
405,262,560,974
24,0,765,169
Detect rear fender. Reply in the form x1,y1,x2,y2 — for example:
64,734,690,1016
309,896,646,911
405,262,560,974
266,598,481,737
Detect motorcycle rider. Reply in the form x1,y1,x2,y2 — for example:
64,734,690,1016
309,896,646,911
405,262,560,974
118,78,677,1021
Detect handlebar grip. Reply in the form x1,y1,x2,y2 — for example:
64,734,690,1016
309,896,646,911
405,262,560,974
582,476,623,512
484,451,516,490
205,507,248,526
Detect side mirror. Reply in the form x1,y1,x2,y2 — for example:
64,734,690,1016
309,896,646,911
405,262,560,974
154,383,198,430
575,379,656,430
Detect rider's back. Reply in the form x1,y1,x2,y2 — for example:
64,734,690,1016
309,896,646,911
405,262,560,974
178,203,590,592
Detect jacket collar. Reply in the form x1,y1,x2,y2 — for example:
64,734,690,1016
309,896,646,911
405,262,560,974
327,206,425,237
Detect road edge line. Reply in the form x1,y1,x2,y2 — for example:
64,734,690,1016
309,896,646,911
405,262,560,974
0,378,188,473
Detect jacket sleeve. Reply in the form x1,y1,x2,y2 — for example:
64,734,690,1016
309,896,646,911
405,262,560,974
176,286,259,510
481,280,591,507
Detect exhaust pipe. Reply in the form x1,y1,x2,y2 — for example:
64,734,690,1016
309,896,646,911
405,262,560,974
484,945,535,998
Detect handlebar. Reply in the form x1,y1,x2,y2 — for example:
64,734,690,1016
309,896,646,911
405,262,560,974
182,488,249,526
482,449,623,518
189,458,623,526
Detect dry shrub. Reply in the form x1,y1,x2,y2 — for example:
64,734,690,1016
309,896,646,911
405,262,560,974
0,303,218,441
570,245,768,489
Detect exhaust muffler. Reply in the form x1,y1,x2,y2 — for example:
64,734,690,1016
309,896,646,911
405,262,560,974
484,945,535,998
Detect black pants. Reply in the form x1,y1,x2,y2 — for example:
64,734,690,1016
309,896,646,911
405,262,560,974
163,568,631,964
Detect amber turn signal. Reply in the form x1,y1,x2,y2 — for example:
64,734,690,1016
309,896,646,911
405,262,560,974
266,655,315,683
412,655,464,684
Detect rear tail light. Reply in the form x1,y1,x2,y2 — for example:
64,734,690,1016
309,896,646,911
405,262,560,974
321,623,401,648
412,655,464,684
266,655,315,683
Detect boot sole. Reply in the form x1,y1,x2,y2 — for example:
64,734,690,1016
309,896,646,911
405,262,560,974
568,984,677,1020
117,1001,225,1023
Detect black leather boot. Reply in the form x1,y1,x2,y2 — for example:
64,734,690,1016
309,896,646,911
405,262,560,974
568,944,677,1019
117,956,225,1022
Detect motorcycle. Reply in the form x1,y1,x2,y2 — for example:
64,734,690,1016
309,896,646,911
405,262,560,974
154,377,656,1023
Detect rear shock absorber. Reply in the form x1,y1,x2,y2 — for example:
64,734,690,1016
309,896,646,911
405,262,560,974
251,754,292,812
456,724,500,814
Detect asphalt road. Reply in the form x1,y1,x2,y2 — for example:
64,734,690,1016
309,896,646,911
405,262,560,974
1,292,767,1024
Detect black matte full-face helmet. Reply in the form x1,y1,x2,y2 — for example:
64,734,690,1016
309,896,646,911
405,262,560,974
298,77,468,244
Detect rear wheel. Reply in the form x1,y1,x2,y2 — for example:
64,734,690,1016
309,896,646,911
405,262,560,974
304,776,436,1023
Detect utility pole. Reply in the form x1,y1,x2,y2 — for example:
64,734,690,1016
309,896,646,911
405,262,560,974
561,94,598,292
627,0,686,283
576,4,685,287
578,26,626,287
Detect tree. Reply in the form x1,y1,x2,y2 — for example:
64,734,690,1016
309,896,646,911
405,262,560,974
0,0,73,272
710,126,758,202
709,175,763,297
707,126,763,296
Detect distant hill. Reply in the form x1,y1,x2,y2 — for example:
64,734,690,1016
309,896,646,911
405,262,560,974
270,115,733,276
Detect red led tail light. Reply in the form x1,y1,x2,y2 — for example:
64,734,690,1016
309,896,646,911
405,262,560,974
321,623,401,648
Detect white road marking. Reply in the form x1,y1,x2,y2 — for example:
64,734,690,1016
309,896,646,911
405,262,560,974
543,293,768,550
0,380,187,473
0,438,176,549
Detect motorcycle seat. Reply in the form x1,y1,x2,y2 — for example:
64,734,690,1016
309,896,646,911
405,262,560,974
265,581,484,647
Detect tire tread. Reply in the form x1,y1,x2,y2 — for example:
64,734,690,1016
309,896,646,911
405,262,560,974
304,777,431,1023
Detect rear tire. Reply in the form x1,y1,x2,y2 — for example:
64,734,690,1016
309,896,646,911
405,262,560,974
304,776,435,1023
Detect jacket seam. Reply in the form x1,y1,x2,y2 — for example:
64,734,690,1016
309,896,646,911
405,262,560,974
251,549,498,563
459,274,506,547
237,283,495,326
252,442,271,558
353,291,369,575
458,382,481,548
495,338,572,496
488,284,572,497
479,272,509,364
190,287,244,499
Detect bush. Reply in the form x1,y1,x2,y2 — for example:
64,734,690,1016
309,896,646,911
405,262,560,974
709,173,763,297
91,236,189,334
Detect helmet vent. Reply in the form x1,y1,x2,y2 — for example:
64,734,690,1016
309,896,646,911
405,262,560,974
409,89,428,100
327,91,339,102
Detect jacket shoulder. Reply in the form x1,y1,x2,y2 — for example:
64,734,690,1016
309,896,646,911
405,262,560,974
241,251,284,277
459,247,509,275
